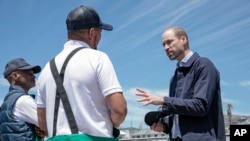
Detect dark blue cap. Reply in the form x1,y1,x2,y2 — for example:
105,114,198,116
66,5,113,31
3,58,41,78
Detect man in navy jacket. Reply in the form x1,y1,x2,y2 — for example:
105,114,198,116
136,27,225,141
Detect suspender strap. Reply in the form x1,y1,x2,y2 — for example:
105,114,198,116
50,47,84,136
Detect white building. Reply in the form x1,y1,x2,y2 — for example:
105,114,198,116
119,115,250,141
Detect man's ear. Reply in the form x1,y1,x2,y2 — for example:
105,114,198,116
180,36,187,44
180,35,186,41
11,72,20,80
8,72,18,84
89,28,96,40
12,72,18,76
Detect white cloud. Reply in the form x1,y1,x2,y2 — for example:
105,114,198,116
222,97,238,105
239,81,250,87
0,77,9,87
220,80,231,86
0,77,9,105
221,92,239,105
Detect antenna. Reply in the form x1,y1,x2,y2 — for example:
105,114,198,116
227,103,233,124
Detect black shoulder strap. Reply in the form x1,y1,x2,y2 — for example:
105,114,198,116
50,47,84,136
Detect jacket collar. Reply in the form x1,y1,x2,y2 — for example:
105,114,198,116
177,52,200,68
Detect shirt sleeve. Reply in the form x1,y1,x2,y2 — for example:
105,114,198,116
36,63,49,108
13,95,39,126
96,53,123,97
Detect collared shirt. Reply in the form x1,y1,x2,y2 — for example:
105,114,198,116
10,85,38,126
172,51,193,138
179,51,194,67
37,40,122,137
14,94,38,126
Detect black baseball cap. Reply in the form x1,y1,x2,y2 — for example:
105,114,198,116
3,58,41,78
66,5,113,31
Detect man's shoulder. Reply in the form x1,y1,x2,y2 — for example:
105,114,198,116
191,54,219,76
191,53,215,67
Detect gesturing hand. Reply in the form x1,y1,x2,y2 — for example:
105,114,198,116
135,88,164,106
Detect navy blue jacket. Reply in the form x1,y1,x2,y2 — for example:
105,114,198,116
0,85,36,141
162,53,226,141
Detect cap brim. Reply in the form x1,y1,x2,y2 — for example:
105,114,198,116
100,23,113,31
17,65,41,74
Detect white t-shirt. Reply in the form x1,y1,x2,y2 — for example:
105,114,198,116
13,95,38,126
36,40,123,137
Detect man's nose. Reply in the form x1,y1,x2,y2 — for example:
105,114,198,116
164,44,169,50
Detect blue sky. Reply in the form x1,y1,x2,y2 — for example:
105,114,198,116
1,0,250,129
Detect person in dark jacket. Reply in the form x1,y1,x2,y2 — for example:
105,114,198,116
0,58,44,141
136,27,226,141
